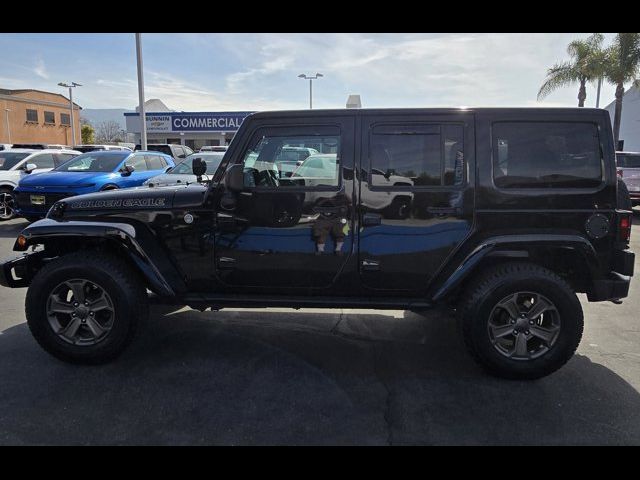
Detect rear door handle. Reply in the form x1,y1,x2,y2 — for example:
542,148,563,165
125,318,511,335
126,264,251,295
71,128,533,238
362,213,382,226
361,259,380,271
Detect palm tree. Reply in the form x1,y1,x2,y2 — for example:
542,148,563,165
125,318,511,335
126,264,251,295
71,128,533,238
538,33,606,107
602,33,640,146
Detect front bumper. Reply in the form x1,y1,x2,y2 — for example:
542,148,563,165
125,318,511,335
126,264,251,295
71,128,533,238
0,253,37,288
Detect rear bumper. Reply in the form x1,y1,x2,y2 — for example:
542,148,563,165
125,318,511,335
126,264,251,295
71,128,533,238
588,272,631,301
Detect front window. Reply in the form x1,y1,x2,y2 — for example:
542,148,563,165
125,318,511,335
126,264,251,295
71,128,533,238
55,152,130,172
241,133,340,188
0,152,30,170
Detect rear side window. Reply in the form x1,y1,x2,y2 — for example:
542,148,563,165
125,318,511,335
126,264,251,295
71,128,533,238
617,154,640,168
493,122,602,188
127,155,149,171
147,155,167,170
369,123,464,187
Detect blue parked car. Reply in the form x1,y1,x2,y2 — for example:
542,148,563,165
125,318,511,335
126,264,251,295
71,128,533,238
14,150,175,220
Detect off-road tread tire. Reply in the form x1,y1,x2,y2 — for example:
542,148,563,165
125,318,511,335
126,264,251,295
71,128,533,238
26,251,148,364
458,262,583,380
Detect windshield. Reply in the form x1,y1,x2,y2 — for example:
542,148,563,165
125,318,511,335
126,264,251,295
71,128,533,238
170,152,225,175
0,152,30,170
55,152,129,172
618,154,640,169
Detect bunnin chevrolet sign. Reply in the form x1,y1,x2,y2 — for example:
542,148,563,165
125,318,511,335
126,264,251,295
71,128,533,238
126,111,254,133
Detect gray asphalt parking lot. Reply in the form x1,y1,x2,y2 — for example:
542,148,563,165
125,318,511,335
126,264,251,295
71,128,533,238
1,215,640,445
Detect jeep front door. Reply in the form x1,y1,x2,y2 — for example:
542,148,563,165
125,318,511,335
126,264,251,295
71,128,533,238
358,112,475,294
213,119,356,290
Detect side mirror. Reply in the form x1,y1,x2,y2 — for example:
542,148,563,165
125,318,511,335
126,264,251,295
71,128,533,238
224,164,244,192
192,157,207,177
120,164,135,176
23,163,37,174
165,166,173,173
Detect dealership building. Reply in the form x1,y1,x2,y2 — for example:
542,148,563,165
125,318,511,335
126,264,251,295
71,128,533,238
124,99,253,151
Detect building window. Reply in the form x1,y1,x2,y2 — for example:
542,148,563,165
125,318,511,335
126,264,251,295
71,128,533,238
44,111,55,125
60,113,71,126
26,109,38,123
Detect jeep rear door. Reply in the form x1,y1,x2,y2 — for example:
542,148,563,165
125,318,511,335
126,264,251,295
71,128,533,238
357,111,475,293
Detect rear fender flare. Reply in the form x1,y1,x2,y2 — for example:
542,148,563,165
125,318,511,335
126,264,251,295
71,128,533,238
430,234,600,302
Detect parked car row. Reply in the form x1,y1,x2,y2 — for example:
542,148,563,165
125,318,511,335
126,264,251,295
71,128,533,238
0,144,229,222
617,151,640,207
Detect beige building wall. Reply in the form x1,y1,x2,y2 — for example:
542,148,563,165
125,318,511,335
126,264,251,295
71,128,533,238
0,89,81,145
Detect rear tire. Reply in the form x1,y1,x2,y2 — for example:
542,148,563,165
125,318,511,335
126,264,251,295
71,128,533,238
26,251,148,364
458,262,583,380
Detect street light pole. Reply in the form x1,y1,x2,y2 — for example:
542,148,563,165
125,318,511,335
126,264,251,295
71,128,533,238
4,109,10,143
58,82,81,146
135,33,147,150
298,73,323,109
596,77,603,108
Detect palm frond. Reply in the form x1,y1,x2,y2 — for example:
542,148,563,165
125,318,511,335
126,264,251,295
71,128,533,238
537,62,580,100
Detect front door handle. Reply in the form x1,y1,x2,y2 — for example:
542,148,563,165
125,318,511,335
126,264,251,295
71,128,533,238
362,213,382,226
217,256,236,269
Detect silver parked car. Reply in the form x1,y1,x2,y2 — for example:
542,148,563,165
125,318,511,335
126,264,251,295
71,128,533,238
617,151,640,207
142,151,226,186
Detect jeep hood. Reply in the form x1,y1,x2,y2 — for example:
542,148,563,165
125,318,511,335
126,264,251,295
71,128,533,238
53,183,207,216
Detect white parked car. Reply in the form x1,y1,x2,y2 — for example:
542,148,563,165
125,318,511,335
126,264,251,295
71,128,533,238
0,144,12,151
73,144,133,153
0,148,80,220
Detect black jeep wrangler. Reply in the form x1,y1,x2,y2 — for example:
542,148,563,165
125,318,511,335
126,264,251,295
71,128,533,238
0,108,635,379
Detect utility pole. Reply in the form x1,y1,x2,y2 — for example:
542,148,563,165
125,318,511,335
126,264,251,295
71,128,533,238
136,33,147,150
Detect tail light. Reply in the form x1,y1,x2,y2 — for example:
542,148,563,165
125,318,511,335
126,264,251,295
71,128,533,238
617,168,624,178
619,213,632,243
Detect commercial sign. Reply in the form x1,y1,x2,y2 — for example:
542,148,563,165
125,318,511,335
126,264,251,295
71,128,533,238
129,112,254,133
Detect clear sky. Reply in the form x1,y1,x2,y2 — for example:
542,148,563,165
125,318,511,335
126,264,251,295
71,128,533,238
0,33,621,112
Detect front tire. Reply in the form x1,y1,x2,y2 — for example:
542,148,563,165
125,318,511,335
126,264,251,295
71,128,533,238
0,187,16,221
26,252,148,364
458,262,583,380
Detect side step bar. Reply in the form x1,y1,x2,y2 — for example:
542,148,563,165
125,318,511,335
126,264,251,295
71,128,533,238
148,292,432,311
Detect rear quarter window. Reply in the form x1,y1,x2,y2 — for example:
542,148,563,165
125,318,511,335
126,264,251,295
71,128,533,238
493,122,603,189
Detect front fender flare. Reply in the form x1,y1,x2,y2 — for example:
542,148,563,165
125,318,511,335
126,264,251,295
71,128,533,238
14,218,182,297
